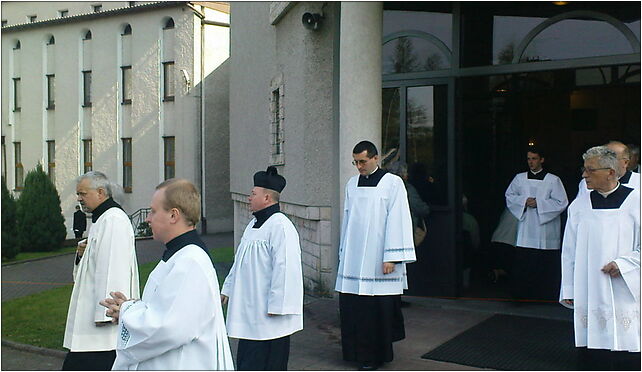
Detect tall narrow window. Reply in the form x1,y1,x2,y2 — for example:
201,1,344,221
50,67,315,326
47,74,55,109
83,30,92,40
28,15,37,23
163,136,175,180
270,85,285,165
47,140,55,183
83,139,92,173
164,18,175,29
13,78,21,112
162,62,175,101
122,24,132,35
122,138,132,192
93,4,102,12
121,66,132,104
82,71,92,107
59,10,68,18
2,20,7,27
1,136,6,181
14,142,23,190
47,36,55,45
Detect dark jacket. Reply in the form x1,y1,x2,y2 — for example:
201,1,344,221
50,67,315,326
73,210,87,232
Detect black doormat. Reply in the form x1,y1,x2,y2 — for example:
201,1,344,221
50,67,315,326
422,314,578,370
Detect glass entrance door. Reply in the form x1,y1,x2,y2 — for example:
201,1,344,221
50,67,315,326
382,81,458,296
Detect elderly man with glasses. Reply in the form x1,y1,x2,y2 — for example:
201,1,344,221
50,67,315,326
561,146,640,370
576,141,640,199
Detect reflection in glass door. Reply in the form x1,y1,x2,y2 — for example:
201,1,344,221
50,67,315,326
382,82,457,296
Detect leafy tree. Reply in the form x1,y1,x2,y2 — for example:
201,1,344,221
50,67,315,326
1,177,20,259
16,164,66,252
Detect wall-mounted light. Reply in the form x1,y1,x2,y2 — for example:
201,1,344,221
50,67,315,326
302,2,326,31
302,12,323,31
552,1,568,5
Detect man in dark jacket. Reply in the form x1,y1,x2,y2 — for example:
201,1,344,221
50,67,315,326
73,205,87,239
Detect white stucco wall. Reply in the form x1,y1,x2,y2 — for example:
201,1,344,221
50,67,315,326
229,2,338,295
2,3,231,238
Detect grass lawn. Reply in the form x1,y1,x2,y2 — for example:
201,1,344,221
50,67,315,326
2,246,78,265
1,246,233,350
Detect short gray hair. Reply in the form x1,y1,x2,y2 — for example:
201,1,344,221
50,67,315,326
76,171,113,198
582,146,618,171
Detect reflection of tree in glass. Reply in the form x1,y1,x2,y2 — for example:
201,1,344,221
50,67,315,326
391,37,420,73
424,53,443,71
497,41,515,64
407,98,432,162
382,88,400,157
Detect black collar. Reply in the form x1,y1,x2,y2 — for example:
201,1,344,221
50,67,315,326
620,170,633,184
162,229,209,262
91,198,125,223
590,184,634,209
527,170,547,180
252,203,280,228
358,167,387,187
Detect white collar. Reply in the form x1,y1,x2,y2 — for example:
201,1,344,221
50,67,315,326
530,168,543,175
597,182,620,198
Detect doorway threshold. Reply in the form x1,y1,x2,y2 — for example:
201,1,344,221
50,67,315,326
403,295,573,322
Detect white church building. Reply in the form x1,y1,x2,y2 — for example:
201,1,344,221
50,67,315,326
1,1,232,237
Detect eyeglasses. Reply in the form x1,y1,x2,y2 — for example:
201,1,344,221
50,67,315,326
352,159,371,166
581,167,611,174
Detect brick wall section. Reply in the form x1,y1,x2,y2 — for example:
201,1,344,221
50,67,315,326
231,192,334,297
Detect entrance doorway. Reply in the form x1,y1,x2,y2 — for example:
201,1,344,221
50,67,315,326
382,81,459,296
459,64,640,300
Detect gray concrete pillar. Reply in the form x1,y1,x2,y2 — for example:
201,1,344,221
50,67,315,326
338,1,383,199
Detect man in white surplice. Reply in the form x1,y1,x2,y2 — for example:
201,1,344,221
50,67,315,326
505,148,568,300
335,141,416,371
221,166,303,370
63,171,139,370
560,146,640,370
576,141,640,198
100,178,233,370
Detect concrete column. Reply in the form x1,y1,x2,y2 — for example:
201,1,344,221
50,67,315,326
338,2,382,199
327,2,382,295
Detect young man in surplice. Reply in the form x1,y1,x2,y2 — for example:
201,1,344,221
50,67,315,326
505,148,568,300
335,140,416,370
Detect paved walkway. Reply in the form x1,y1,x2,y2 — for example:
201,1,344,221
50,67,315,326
1,233,234,302
2,232,572,370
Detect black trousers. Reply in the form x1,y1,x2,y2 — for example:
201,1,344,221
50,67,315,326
236,335,290,371
62,350,116,371
339,293,405,364
73,230,84,239
511,247,561,301
577,347,641,371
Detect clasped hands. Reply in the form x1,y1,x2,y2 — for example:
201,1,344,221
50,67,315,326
525,197,537,208
99,291,130,324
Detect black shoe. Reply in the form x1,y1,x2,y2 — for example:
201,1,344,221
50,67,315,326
359,362,382,371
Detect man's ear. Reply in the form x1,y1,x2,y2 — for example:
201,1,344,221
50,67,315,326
169,208,181,224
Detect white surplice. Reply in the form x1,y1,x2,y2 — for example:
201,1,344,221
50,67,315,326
335,173,416,296
505,172,568,250
113,245,234,370
576,171,640,198
560,188,640,352
64,207,139,351
221,213,303,340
